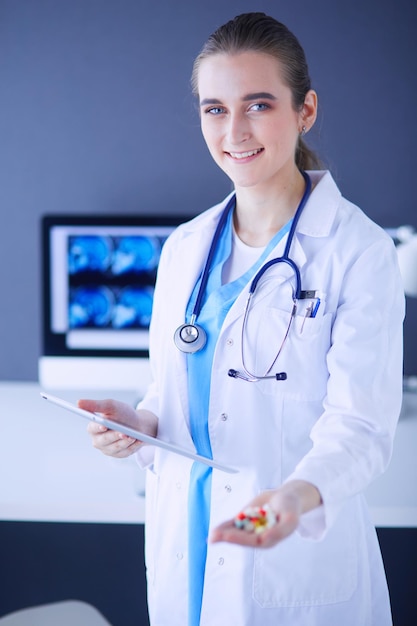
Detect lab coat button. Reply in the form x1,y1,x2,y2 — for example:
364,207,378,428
218,557,224,566
226,338,234,346
176,552,183,560
220,413,228,421
224,484,232,492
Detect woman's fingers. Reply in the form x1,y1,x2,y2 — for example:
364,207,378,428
82,399,143,458
211,510,297,548
87,424,142,457
211,488,301,548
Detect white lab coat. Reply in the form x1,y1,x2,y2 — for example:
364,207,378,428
137,171,404,626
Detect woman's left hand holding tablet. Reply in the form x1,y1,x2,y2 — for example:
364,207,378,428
78,398,158,459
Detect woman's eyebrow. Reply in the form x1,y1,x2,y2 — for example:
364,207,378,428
199,98,222,106
242,92,277,101
200,92,277,107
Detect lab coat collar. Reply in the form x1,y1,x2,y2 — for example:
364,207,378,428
296,170,341,237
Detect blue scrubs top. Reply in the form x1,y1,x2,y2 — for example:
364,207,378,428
186,206,292,626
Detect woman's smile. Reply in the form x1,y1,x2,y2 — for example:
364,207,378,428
227,147,264,161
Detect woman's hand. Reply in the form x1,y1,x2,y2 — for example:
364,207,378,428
210,480,321,548
78,398,158,459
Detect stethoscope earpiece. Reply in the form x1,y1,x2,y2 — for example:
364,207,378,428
174,323,207,353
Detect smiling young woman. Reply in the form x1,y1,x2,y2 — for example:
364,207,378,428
82,12,404,626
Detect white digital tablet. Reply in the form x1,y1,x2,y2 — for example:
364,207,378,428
40,392,238,474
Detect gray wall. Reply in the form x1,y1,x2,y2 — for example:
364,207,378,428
0,0,416,381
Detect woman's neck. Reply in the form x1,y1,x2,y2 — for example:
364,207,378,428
233,170,306,247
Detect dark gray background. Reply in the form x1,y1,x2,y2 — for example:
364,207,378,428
1,0,416,380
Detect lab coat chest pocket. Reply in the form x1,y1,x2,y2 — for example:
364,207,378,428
252,303,332,397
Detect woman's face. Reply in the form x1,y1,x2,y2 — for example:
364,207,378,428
197,51,312,192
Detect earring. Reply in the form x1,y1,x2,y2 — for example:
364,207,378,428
300,125,307,137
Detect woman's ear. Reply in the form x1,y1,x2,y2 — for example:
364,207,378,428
299,89,318,133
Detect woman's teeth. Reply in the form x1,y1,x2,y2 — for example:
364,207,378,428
229,148,262,159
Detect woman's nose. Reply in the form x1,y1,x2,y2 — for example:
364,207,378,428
226,112,251,145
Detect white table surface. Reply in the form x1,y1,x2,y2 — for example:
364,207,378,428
0,382,146,524
1,381,416,527
364,390,417,527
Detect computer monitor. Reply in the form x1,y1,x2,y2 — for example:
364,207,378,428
39,213,186,394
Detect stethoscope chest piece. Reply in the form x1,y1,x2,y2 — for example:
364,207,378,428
174,323,207,353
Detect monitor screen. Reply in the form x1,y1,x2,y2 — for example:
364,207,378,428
40,214,185,391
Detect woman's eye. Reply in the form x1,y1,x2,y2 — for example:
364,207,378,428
205,107,226,115
249,102,270,112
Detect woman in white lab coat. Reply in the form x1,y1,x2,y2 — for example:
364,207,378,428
81,12,404,626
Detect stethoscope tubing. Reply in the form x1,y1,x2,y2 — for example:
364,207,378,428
191,194,236,322
174,170,312,355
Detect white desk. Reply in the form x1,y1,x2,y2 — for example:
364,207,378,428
1,381,416,527
0,382,146,524
364,391,417,527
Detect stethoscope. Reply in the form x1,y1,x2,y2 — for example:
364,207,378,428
174,170,312,381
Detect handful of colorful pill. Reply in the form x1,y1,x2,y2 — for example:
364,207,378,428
234,504,277,534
